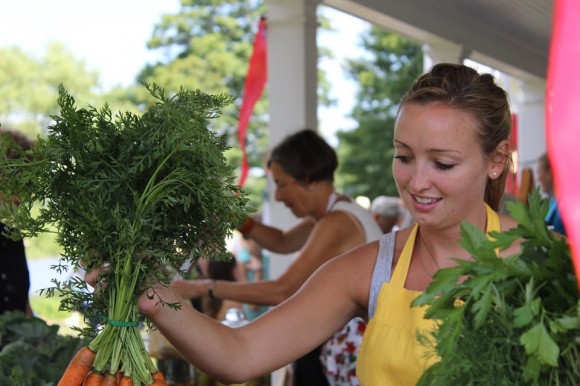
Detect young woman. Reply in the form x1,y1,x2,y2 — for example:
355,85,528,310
89,63,521,385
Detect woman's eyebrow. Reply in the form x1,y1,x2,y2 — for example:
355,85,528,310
393,139,409,148
394,139,461,154
428,148,461,154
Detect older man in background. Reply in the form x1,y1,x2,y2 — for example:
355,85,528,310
370,195,406,234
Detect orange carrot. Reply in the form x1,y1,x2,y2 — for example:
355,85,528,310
83,371,104,385
102,373,117,386
57,346,96,386
150,371,167,386
115,371,124,385
118,376,133,386
151,371,165,382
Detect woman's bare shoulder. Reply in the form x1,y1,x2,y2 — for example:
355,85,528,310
325,240,381,312
329,239,381,270
315,210,367,247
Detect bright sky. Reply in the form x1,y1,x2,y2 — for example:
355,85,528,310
0,0,180,89
0,1,368,142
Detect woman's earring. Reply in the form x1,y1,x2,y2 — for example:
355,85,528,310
491,171,497,178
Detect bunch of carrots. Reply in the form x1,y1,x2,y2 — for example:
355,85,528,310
59,347,166,386
0,85,247,385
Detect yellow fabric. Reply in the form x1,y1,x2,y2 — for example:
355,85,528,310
357,204,500,386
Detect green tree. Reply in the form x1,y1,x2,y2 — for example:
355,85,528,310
136,0,266,138
335,28,423,199
0,43,99,138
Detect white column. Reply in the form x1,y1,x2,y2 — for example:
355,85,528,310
263,0,319,274
514,77,547,181
422,40,466,71
263,2,319,382
266,0,319,145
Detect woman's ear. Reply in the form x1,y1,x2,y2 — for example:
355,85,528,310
488,140,511,179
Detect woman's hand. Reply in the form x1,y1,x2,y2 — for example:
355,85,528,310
84,266,186,318
170,278,213,299
84,266,107,288
138,283,186,318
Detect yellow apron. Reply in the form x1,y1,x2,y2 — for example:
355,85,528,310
356,205,500,385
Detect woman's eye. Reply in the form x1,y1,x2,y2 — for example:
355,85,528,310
394,155,411,163
435,162,455,170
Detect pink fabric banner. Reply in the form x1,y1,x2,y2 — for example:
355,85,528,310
237,17,267,187
546,0,580,288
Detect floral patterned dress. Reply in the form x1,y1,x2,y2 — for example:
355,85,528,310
320,317,367,386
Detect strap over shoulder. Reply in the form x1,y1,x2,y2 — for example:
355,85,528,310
368,231,397,319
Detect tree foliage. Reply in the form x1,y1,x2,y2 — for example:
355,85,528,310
135,1,267,139
335,28,423,199
0,43,99,138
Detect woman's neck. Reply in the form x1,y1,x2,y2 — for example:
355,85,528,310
417,204,488,265
310,183,338,221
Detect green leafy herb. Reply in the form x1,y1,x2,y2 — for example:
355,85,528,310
414,190,579,386
0,83,249,384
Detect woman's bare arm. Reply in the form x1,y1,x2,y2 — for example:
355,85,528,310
246,218,315,254
143,241,378,384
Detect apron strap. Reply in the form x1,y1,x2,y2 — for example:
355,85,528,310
485,203,500,233
391,224,418,286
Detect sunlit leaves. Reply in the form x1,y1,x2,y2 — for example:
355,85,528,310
520,321,560,367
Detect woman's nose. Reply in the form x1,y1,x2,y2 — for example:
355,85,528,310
408,164,430,192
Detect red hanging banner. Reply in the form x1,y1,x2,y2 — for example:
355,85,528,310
238,17,267,187
546,0,580,288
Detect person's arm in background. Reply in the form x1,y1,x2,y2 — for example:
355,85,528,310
172,211,363,306
240,217,315,254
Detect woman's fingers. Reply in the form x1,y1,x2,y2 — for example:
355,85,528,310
138,283,187,317
170,279,206,299
83,263,110,288
84,268,100,288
